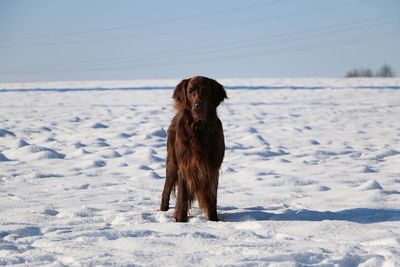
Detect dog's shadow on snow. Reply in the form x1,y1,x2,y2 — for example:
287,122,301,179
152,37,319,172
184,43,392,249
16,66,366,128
221,206,400,224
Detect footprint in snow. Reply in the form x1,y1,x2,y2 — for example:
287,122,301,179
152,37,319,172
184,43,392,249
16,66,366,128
91,122,109,129
13,226,42,238
309,139,320,145
34,172,64,179
42,208,59,216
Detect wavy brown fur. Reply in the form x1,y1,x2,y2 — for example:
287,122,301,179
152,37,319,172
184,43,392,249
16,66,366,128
160,76,227,222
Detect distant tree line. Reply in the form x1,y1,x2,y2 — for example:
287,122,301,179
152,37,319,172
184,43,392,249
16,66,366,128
345,64,395,78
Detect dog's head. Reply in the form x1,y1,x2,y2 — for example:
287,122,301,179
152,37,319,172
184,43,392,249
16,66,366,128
173,76,227,121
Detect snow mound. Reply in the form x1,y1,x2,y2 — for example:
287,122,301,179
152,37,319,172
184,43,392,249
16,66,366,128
4,145,65,160
117,132,135,138
360,165,379,173
147,170,163,179
134,147,164,163
68,148,91,158
150,128,167,138
374,149,400,160
16,139,30,148
79,159,107,169
359,180,384,191
0,128,16,137
101,150,122,159
0,152,10,161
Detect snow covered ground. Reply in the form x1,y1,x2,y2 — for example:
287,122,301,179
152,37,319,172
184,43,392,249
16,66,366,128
0,78,400,266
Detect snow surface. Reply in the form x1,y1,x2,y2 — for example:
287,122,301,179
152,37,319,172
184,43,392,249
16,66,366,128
0,79,400,266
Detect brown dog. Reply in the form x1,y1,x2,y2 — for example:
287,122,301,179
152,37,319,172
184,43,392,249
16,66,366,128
160,76,227,222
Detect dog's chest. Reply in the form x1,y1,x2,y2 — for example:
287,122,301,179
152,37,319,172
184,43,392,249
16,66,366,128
189,122,214,156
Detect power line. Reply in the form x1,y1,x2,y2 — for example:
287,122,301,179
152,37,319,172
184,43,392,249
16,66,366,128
0,0,286,43
3,30,399,75
2,12,398,72
0,0,375,47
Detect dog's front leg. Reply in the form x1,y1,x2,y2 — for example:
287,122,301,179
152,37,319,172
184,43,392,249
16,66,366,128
160,155,178,211
175,177,189,222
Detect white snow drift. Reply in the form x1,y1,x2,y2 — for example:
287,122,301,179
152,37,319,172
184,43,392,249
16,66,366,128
0,78,399,266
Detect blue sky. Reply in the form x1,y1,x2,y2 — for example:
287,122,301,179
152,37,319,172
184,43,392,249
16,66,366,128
0,0,399,82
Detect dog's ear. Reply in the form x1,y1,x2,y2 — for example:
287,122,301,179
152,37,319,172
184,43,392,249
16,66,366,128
173,78,190,107
211,79,227,107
